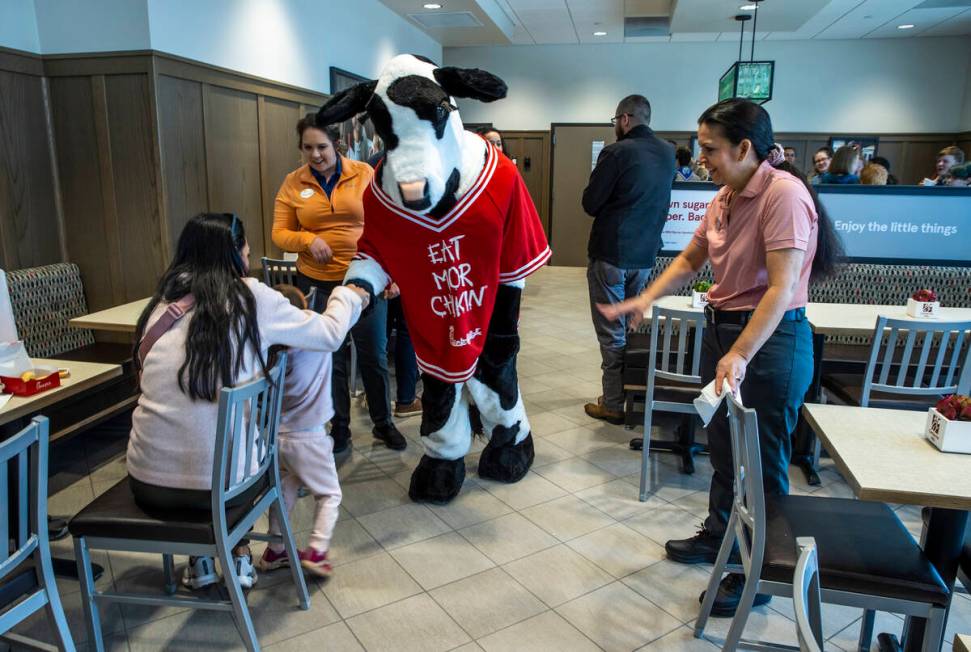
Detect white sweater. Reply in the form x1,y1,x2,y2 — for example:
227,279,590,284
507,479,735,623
126,279,362,490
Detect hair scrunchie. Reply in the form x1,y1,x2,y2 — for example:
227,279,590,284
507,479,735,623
765,143,786,167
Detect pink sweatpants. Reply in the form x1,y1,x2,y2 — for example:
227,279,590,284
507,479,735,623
268,429,342,552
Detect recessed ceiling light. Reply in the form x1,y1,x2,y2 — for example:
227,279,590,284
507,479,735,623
423,3,442,8
593,31,607,36
740,4,757,10
897,23,915,29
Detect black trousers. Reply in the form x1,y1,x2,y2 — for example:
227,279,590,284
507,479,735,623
701,314,814,536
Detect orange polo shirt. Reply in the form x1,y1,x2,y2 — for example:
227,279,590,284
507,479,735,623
272,157,374,281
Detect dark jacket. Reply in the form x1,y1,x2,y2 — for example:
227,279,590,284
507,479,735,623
582,125,675,269
816,172,860,185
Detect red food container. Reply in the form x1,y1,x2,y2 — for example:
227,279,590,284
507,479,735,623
0,367,61,397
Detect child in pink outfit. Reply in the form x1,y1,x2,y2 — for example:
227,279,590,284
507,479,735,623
260,284,360,577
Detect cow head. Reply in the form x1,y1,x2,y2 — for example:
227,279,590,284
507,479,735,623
316,54,506,217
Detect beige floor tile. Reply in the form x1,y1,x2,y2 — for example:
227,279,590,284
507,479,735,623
264,621,364,651
698,607,801,649
345,593,470,652
566,522,665,578
327,517,384,567
528,410,584,438
584,443,645,477
426,483,513,530
544,425,630,456
477,610,600,652
390,532,495,590
825,610,903,652
620,460,713,503
637,625,720,651
623,559,715,622
11,581,125,647
339,477,411,517
532,457,616,493
48,477,96,517
429,567,547,639
450,644,485,652
576,477,669,521
531,435,575,467
769,597,866,640
557,582,682,651
476,471,567,510
520,495,615,541
459,512,558,564
357,503,451,550
503,545,613,607
670,490,711,519
320,551,422,618
623,502,704,547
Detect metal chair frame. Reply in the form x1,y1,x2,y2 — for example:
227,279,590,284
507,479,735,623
793,537,823,652
638,305,706,501
261,256,359,397
695,393,948,652
0,417,75,652
72,354,309,652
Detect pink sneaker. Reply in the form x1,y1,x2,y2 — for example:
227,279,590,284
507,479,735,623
257,546,290,572
299,548,333,578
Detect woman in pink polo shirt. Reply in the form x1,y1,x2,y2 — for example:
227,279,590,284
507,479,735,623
601,99,841,615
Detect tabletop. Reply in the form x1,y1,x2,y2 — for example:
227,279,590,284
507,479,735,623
0,358,122,426
954,634,971,652
802,403,971,510
69,298,149,333
642,297,971,337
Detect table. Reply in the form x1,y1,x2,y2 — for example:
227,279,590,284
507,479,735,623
68,297,149,333
1,358,122,426
803,403,971,652
955,634,971,652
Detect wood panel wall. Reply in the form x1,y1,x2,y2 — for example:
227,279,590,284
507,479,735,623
0,50,64,270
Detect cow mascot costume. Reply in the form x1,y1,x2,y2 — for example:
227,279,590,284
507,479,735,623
316,54,550,504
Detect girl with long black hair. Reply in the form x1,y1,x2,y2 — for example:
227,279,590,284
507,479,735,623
126,213,368,590
600,99,842,616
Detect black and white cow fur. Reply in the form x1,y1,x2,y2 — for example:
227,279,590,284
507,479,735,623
317,54,535,504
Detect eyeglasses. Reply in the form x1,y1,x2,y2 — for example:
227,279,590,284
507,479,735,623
610,113,630,125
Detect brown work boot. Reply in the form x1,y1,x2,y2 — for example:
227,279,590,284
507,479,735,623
394,398,423,418
584,396,625,425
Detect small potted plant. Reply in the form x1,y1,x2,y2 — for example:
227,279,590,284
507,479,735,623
925,394,971,453
692,280,712,308
907,288,940,318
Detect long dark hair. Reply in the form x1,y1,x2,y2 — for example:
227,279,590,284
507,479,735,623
133,213,270,401
698,99,843,280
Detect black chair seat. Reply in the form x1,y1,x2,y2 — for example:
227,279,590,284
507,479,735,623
821,374,939,411
761,494,949,606
0,559,37,610
69,476,267,544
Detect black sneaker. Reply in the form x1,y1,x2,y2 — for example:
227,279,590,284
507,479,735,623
700,572,772,617
331,425,351,454
666,525,738,565
373,423,407,451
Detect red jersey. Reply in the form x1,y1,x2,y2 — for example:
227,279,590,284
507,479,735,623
357,145,550,382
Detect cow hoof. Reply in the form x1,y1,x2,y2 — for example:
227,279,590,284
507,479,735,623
478,433,534,483
409,455,466,504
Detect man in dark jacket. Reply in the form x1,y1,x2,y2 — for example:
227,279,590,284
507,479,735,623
582,94,674,424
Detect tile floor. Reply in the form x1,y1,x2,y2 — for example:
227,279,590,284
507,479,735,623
8,266,970,651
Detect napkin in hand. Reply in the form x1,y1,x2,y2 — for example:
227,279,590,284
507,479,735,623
693,379,741,427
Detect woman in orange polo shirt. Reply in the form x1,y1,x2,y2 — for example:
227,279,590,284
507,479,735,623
273,115,405,453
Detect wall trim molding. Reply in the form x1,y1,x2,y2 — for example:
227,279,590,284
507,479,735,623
0,45,44,76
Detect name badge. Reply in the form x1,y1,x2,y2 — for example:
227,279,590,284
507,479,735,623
300,188,315,199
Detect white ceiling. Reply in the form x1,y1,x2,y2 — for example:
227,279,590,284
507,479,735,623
380,0,971,46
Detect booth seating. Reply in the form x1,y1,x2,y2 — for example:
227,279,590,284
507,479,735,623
3,263,137,440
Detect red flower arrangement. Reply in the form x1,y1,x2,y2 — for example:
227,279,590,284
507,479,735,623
934,395,971,421
912,289,938,303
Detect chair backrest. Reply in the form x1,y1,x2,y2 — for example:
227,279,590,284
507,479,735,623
6,263,96,356
793,537,824,652
260,257,318,310
211,352,288,509
725,392,768,580
861,317,971,406
1,417,49,579
647,305,706,387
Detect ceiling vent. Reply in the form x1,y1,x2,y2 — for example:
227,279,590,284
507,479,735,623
408,11,483,28
624,16,671,37
914,0,971,7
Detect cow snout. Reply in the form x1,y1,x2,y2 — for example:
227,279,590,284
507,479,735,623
398,179,431,210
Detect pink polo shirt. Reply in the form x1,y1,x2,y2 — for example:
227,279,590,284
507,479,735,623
691,161,818,311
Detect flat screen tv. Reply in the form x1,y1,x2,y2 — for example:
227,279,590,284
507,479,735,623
718,61,775,103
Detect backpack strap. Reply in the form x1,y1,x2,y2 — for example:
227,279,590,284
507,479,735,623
137,295,196,371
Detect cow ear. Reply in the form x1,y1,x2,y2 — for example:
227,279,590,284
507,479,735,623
433,67,507,103
316,80,378,125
